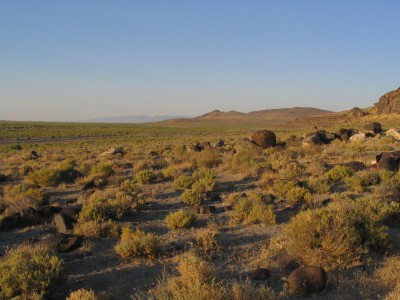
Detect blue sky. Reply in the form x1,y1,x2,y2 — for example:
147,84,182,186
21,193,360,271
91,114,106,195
1,1,399,121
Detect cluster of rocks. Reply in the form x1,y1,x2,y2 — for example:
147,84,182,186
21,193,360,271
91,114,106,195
250,249,327,297
186,140,225,152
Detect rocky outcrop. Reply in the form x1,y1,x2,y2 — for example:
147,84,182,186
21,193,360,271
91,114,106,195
346,107,368,118
375,88,400,114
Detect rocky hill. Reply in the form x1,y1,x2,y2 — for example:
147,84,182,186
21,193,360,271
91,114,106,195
374,88,400,114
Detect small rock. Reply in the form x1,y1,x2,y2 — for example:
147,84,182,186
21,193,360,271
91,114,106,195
386,128,400,141
287,266,327,297
251,268,270,280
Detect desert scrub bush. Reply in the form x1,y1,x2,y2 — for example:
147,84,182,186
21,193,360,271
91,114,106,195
90,161,115,177
78,198,118,222
166,209,196,230
67,288,109,300
194,149,222,168
357,170,380,186
28,159,79,186
285,186,313,204
323,165,353,183
354,196,400,226
74,219,120,238
115,227,159,258
4,182,48,211
278,161,304,180
180,188,202,206
307,176,330,194
173,174,194,191
191,169,217,193
378,256,400,289
161,165,182,179
193,225,220,252
134,170,156,184
227,147,263,176
285,200,389,270
272,179,297,199
0,244,63,299
231,194,276,225
345,175,364,193
374,170,400,200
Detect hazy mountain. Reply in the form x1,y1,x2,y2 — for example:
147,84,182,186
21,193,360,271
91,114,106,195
80,115,188,123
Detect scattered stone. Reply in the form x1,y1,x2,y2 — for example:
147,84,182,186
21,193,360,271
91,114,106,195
376,151,400,171
100,147,125,157
0,214,22,231
349,132,366,142
251,268,270,280
251,130,277,148
364,122,382,134
40,233,83,253
302,133,322,147
214,139,225,147
0,173,6,182
0,207,41,231
53,208,79,233
60,169,83,183
287,266,327,297
30,150,40,160
385,128,400,141
337,128,357,141
37,206,63,220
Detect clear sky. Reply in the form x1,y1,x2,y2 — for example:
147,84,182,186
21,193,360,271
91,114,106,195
1,1,399,121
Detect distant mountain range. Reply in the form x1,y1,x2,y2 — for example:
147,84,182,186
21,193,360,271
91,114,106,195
80,107,333,126
80,115,189,123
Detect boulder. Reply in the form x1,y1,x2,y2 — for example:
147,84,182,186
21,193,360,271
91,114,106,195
364,122,382,134
337,128,357,141
37,206,63,220
302,133,322,148
349,132,366,142
287,266,327,297
199,205,216,215
199,141,211,150
376,151,400,171
60,169,82,183
386,128,400,141
375,88,400,114
251,268,270,281
214,139,225,147
0,173,6,182
100,147,125,157
317,130,338,144
0,207,41,231
250,130,277,148
53,208,79,233
40,233,83,253
30,150,40,160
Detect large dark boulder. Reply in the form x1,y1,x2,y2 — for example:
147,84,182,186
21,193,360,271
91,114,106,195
250,130,276,148
287,266,327,297
40,233,83,253
0,207,41,231
53,207,79,233
60,169,82,183
273,249,299,272
251,268,270,281
376,151,400,171
37,206,63,220
375,88,400,114
337,128,357,141
302,133,322,147
364,122,382,134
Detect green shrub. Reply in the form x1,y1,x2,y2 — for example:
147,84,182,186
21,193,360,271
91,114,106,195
28,159,79,186
285,200,389,270
345,176,364,192
173,175,194,191
307,177,330,194
162,165,182,179
357,170,380,186
115,227,159,258
323,165,353,183
166,209,195,230
135,170,156,184
90,162,115,177
0,244,63,299
78,198,117,222
5,182,48,211
232,195,276,225
354,197,400,225
74,219,120,238
180,188,202,206
273,180,297,199
286,186,313,204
